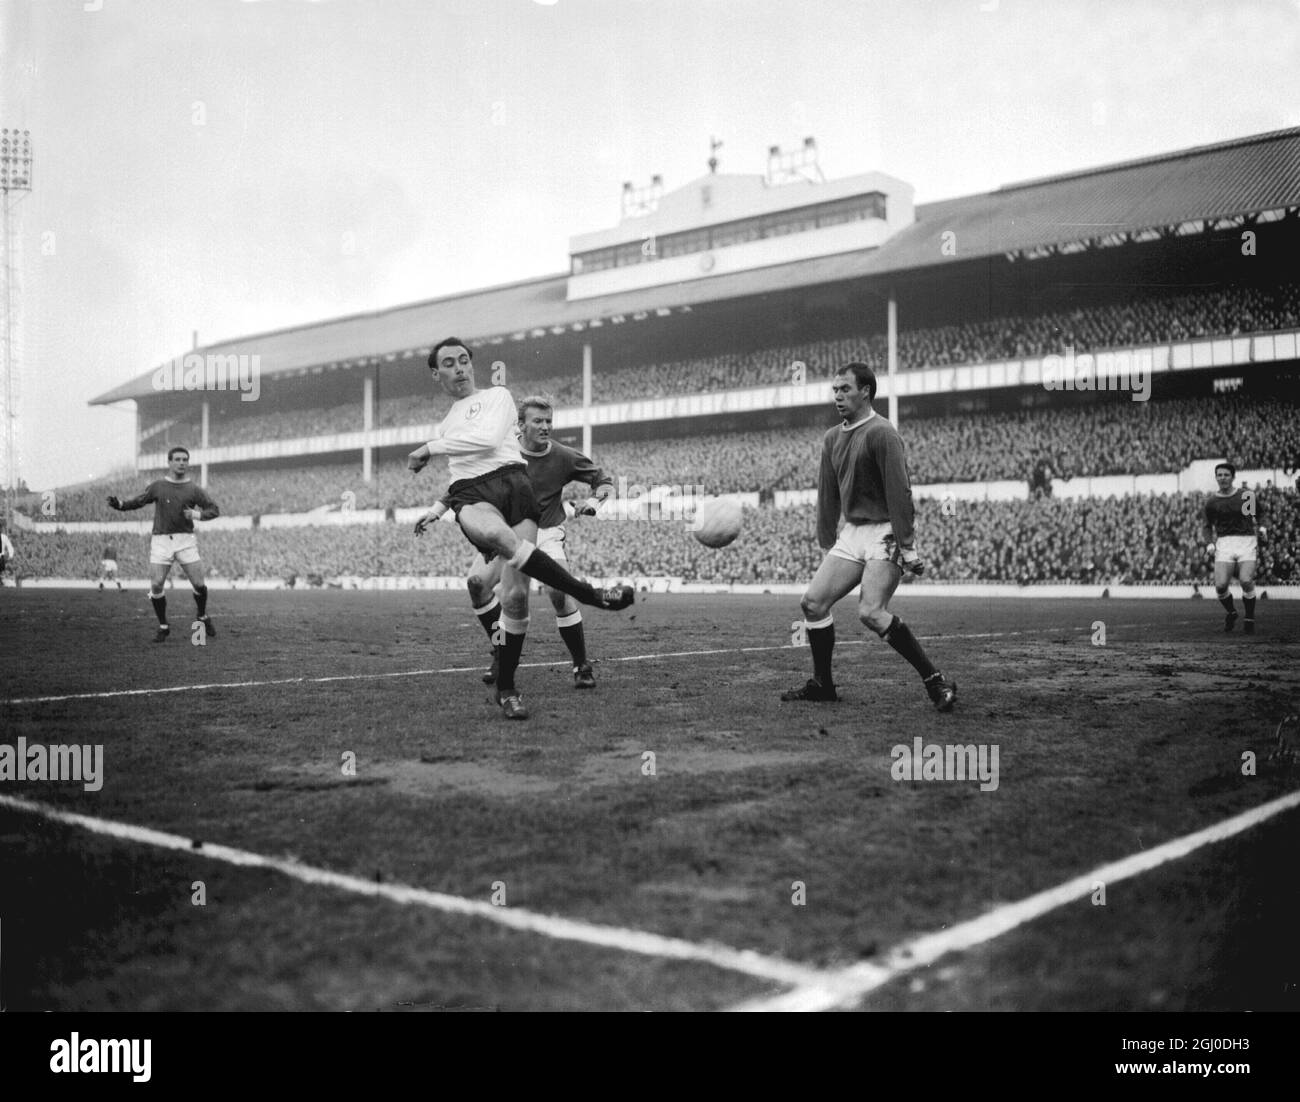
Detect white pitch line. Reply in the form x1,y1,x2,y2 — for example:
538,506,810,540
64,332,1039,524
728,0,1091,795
3,620,1200,706
0,792,825,991
729,785,1300,1011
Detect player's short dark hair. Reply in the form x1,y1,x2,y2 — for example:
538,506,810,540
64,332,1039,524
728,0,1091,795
429,337,472,370
168,446,190,461
1214,461,1236,477
517,395,554,421
836,362,877,401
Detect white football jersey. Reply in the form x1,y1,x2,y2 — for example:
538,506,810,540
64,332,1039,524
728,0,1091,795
428,386,523,483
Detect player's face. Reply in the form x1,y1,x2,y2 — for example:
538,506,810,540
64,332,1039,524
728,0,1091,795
520,409,551,450
432,346,475,399
169,453,189,477
1215,468,1234,492
832,375,868,421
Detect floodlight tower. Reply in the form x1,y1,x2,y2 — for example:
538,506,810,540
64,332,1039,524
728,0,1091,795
766,136,824,186
0,128,32,523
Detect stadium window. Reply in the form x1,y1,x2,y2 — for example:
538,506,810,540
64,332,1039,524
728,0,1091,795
814,193,887,228
660,228,710,258
710,218,762,248
614,242,646,267
763,211,818,238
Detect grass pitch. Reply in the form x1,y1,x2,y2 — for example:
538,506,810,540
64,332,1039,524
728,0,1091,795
2,588,1298,1012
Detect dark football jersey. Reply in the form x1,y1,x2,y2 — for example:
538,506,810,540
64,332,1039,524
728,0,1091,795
816,414,915,551
118,479,220,535
519,442,613,528
1204,489,1257,538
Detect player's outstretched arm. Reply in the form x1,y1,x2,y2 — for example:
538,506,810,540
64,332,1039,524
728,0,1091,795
414,499,450,536
408,443,433,473
108,488,154,512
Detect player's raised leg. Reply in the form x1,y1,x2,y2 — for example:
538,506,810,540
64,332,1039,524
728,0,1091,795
179,557,214,640
457,501,632,611
782,552,862,701
859,558,956,711
1214,556,1238,632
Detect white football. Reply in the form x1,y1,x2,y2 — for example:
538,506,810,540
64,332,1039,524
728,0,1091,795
691,496,743,548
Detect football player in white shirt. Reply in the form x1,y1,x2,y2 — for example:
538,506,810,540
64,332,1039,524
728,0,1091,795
408,337,632,720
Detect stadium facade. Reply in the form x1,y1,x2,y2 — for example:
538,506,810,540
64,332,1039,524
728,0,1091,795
91,126,1299,479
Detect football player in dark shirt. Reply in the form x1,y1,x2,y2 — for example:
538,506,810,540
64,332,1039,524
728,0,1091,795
782,363,956,711
416,395,615,689
98,542,123,592
107,446,221,642
1201,461,1262,634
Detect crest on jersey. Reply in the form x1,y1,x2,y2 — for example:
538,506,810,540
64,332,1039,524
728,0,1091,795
467,402,482,419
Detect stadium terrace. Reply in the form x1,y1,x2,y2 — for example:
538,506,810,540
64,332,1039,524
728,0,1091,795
1041,349,1153,401
151,352,261,402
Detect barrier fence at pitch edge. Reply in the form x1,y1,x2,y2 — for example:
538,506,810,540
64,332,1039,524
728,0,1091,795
10,578,1300,599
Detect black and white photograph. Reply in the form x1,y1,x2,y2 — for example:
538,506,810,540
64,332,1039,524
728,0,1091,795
1,0,1297,1061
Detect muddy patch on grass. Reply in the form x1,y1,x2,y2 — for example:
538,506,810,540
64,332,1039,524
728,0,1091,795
575,739,825,786
249,761,561,799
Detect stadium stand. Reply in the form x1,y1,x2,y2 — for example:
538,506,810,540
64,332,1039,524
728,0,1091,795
13,488,1297,586
125,282,1300,448
28,392,1300,522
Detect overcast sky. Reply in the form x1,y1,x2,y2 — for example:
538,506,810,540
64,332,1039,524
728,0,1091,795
3,0,1299,490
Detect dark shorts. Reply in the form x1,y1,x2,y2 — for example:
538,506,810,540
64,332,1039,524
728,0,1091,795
448,465,541,562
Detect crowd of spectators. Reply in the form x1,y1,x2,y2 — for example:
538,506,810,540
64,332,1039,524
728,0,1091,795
25,392,1300,522
10,488,1296,587
135,282,1300,447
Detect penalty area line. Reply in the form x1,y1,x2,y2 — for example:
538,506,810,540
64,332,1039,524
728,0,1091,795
0,792,827,992
727,786,1300,1011
4,620,1199,705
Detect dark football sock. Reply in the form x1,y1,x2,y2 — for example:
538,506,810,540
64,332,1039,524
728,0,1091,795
1218,593,1235,613
880,615,937,680
1243,596,1256,620
150,593,167,625
808,622,835,686
556,611,587,666
514,547,602,606
496,625,527,694
193,585,208,617
474,597,501,642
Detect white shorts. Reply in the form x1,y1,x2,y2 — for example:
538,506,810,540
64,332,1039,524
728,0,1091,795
1215,536,1257,564
150,533,201,566
537,524,567,561
100,559,118,574
828,521,896,565
471,525,567,585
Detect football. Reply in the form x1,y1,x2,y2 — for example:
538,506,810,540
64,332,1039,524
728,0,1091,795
691,496,743,548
